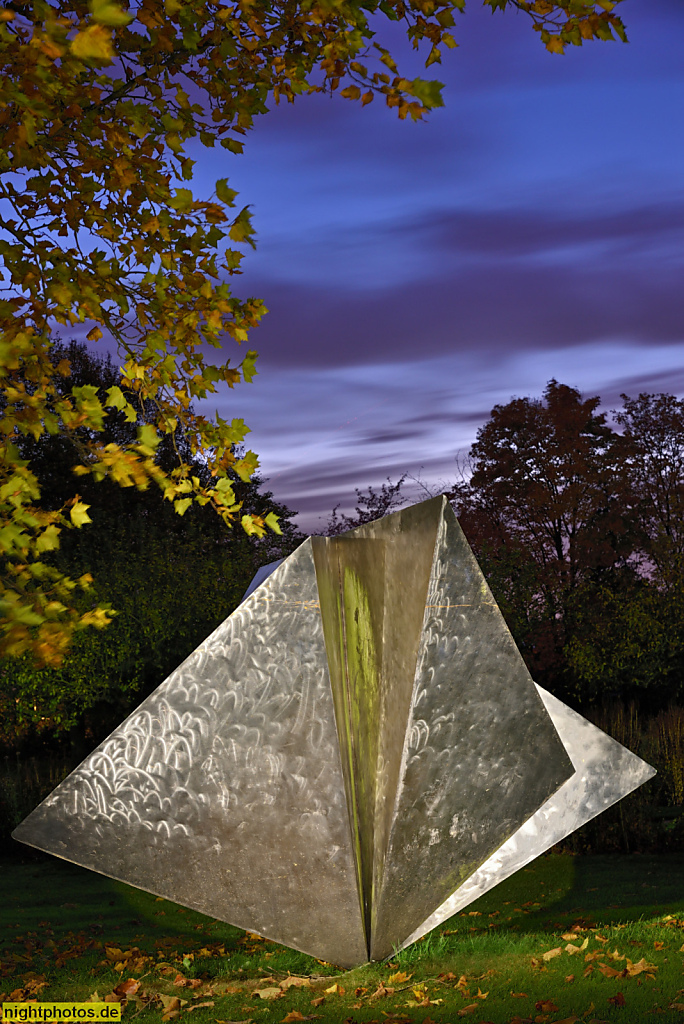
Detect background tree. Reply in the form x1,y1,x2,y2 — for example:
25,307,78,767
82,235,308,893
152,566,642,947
318,474,409,536
324,384,684,709
0,339,304,755
448,384,684,709
564,393,684,708
0,0,629,665
614,392,684,586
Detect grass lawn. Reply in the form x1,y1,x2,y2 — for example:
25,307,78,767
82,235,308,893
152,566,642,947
1,849,683,1024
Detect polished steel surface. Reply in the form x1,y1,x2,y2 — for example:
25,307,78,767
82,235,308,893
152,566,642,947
13,496,655,968
368,500,574,960
311,498,442,951
12,540,368,968
400,683,657,949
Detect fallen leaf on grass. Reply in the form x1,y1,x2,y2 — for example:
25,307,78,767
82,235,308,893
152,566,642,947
453,974,469,995
173,974,203,989
625,957,657,978
160,995,186,1021
279,977,312,991
8,990,35,1003
113,979,140,998
280,1013,321,1022
510,992,528,999
597,965,623,979
253,987,282,1001
370,984,395,1000
310,996,325,1007
607,992,626,1007
653,940,664,950
457,1004,478,1016
323,983,345,995
535,1000,558,1012
542,947,562,961
387,971,412,985
564,938,589,955
565,975,575,983
185,1002,215,1013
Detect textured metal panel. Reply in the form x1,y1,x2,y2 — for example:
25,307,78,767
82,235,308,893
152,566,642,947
12,540,367,968
311,498,442,947
400,683,657,949
12,495,656,969
312,534,386,945
369,500,575,961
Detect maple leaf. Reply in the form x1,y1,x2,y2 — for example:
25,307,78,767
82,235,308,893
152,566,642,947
387,971,412,985
70,23,116,60
279,977,311,991
608,992,626,1007
565,937,589,955
598,964,623,978
253,987,282,1001
114,979,140,998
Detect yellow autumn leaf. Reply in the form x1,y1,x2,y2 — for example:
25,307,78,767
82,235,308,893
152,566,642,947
542,946,562,961
88,0,133,26
70,23,115,61
254,987,282,1000
387,971,412,985
70,502,92,527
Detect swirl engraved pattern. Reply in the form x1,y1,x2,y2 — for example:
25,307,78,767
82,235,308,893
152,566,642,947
15,539,367,968
401,684,656,949
370,506,574,959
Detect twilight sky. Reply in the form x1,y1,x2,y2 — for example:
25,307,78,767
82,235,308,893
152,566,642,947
178,0,683,533
19,0,682,533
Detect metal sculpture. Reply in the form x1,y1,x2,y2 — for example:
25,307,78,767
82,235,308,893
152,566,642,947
13,495,655,968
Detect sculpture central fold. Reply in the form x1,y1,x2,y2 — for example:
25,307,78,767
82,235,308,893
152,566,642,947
311,499,573,960
12,496,655,968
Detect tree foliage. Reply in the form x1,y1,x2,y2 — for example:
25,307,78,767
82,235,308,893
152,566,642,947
0,339,305,751
0,0,628,665
327,383,684,708
319,473,409,536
